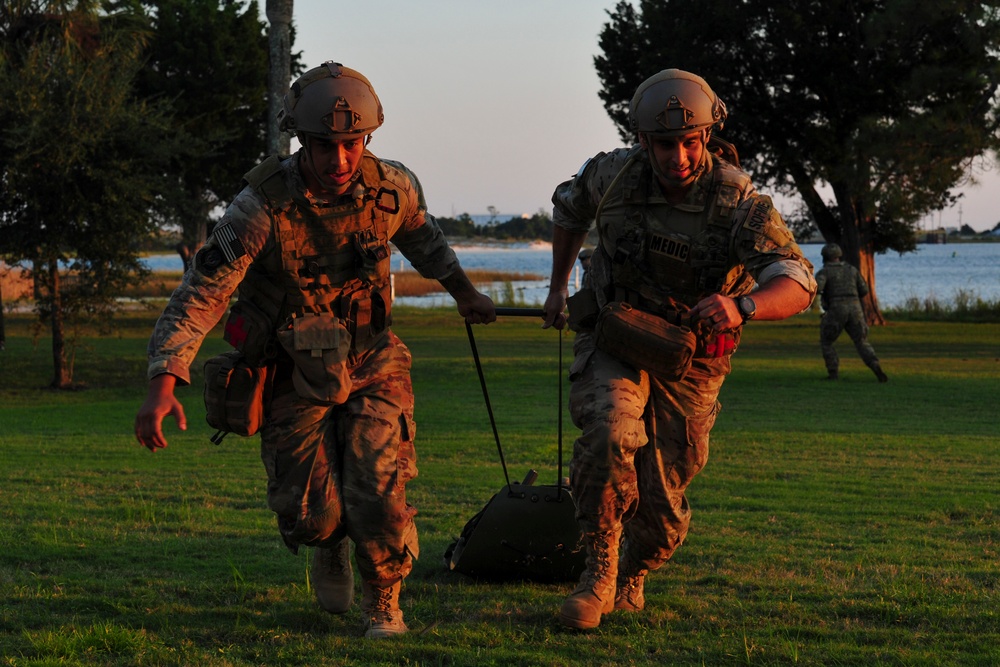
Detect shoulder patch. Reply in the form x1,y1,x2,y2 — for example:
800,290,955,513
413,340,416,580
740,195,774,235
195,246,225,275
211,222,248,264
377,158,425,211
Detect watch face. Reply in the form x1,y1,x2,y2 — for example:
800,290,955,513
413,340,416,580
740,296,756,319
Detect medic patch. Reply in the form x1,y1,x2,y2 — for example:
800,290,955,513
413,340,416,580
648,233,691,262
211,223,248,264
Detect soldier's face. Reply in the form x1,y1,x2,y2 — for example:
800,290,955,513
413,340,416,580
301,135,366,197
641,130,706,191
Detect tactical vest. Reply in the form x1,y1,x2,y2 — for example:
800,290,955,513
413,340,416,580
595,151,756,314
820,263,864,299
237,152,402,354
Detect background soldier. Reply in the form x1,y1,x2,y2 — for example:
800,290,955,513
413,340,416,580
134,61,495,638
815,242,888,382
542,69,816,630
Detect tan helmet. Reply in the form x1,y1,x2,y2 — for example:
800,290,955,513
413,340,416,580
628,69,727,137
821,243,843,261
278,61,384,138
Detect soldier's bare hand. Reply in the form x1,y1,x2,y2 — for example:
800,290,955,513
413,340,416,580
458,292,497,325
134,374,187,452
690,294,739,331
542,290,568,330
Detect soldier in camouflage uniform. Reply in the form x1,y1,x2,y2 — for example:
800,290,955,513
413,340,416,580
815,243,888,382
134,62,496,638
541,69,817,630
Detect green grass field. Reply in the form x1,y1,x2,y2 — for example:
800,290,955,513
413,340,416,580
1,308,998,666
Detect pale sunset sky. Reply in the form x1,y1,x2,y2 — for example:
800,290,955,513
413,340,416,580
270,0,999,232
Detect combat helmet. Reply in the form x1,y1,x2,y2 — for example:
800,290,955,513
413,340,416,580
821,243,843,261
628,69,727,137
278,61,384,139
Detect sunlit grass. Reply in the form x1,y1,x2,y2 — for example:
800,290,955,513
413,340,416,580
1,310,998,665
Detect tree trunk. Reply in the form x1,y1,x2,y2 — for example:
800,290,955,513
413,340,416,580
857,250,885,326
266,0,293,156
47,260,72,388
0,276,6,351
824,184,887,327
176,185,213,272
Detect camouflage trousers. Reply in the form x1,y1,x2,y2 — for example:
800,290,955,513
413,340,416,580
820,300,879,373
567,331,728,573
260,330,419,586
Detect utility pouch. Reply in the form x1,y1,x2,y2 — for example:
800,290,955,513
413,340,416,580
203,350,271,442
223,299,277,366
565,286,600,332
594,302,696,381
276,312,352,405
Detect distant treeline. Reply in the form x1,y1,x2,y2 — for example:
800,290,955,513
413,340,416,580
140,212,557,253
433,212,552,241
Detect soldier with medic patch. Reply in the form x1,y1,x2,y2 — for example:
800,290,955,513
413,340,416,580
815,242,888,382
541,69,817,630
134,61,496,638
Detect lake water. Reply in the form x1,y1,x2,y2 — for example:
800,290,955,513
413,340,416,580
392,241,1000,309
144,241,1000,309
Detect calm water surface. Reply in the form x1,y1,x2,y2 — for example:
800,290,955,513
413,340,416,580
390,241,1000,309
145,241,1000,309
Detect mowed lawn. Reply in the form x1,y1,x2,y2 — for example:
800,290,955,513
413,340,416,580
0,308,997,666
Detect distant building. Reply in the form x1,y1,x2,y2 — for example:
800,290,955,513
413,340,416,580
924,227,948,244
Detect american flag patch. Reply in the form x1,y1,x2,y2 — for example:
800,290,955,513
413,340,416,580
212,223,247,264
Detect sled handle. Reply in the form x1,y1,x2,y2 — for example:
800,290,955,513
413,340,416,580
465,309,566,500
494,307,545,318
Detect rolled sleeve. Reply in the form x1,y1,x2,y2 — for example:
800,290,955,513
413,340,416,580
758,259,818,297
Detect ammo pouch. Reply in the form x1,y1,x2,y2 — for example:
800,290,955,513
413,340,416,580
223,299,277,366
203,350,272,441
565,286,600,332
276,312,353,405
594,302,697,381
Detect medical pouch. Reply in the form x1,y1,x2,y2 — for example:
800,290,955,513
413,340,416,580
594,301,696,381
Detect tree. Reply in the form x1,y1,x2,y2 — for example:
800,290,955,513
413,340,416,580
0,0,181,387
130,0,271,270
265,0,292,156
596,0,1000,323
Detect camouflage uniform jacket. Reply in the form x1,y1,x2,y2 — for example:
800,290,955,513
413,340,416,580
552,145,816,319
816,261,868,309
147,151,461,385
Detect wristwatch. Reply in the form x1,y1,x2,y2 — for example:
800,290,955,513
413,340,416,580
736,296,757,323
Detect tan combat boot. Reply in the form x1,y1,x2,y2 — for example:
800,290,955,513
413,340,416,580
559,529,621,629
614,553,647,612
361,579,408,638
310,539,354,614
614,571,646,611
